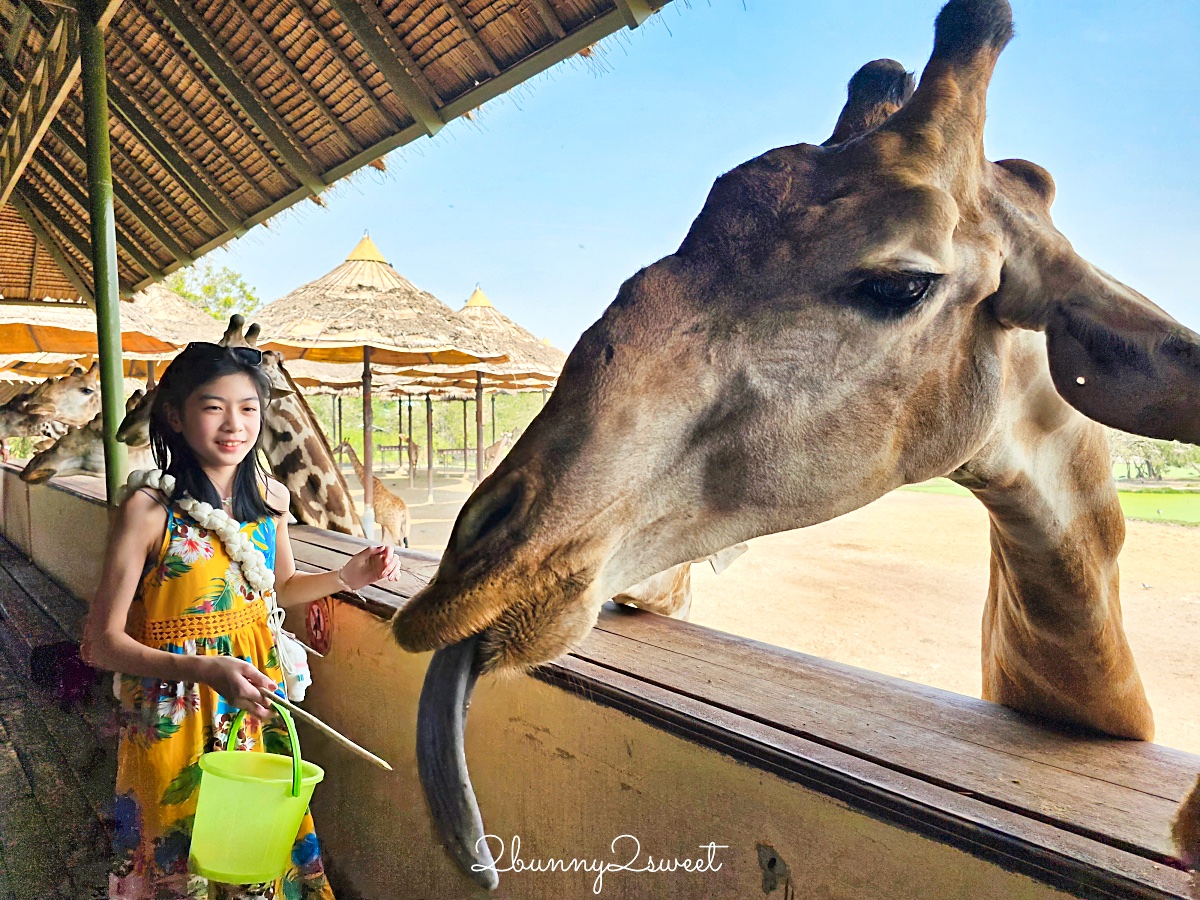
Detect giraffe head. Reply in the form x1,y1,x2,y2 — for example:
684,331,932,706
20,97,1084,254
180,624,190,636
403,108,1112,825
20,362,101,427
22,391,149,483
393,0,1200,886
115,389,151,447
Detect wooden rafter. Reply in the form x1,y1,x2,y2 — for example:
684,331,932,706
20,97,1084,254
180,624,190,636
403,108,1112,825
292,0,402,129
226,0,364,155
0,0,123,207
105,69,245,233
326,0,443,137
11,186,94,305
28,150,166,280
111,31,271,206
528,0,565,39
27,224,39,298
150,0,326,197
0,50,196,266
441,0,500,78
0,12,75,208
44,116,194,264
613,0,654,29
132,5,293,189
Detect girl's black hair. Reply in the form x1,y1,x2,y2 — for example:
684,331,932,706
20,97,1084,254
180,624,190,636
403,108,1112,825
149,345,284,523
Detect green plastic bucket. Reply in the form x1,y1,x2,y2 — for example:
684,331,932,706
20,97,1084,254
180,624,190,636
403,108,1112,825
189,699,325,884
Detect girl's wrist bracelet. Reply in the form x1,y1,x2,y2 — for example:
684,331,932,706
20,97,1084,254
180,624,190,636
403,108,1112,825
335,566,353,592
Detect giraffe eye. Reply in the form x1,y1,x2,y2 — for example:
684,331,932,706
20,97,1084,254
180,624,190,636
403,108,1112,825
857,273,938,312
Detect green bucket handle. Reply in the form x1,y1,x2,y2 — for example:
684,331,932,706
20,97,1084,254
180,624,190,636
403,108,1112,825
227,697,302,797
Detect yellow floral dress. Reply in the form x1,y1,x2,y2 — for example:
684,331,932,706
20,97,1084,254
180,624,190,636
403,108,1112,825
109,496,335,900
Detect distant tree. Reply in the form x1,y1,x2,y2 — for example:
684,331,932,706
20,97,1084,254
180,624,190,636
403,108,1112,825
166,260,260,320
1108,429,1200,480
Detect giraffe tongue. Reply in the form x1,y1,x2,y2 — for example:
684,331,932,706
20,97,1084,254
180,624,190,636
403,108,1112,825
416,633,499,890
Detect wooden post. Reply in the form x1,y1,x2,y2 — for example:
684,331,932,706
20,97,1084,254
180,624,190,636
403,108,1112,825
145,359,156,391
336,396,343,466
541,388,547,406
425,394,434,503
361,347,375,540
491,393,496,444
461,398,468,475
407,392,414,489
475,373,484,481
80,3,126,505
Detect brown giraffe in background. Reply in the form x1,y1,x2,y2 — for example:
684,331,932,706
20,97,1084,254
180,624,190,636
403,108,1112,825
387,0,1200,882
0,363,101,460
336,440,410,548
21,393,155,483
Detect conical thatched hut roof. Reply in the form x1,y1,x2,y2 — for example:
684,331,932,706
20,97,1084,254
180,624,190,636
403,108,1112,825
455,285,566,379
255,236,506,368
0,284,221,359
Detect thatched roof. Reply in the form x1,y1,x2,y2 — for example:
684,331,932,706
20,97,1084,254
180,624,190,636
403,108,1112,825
0,283,220,358
456,285,566,379
255,235,506,366
0,0,672,302
0,204,83,302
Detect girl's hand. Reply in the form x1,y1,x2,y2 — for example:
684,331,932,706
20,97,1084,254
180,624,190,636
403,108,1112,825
340,545,402,589
197,656,278,719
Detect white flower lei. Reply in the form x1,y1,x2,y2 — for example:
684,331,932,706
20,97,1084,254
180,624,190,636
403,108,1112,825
121,469,275,594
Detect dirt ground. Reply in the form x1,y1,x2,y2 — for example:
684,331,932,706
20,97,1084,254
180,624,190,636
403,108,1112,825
364,465,1200,756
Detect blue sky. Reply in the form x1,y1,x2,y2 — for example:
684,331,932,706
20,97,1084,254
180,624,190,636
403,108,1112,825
217,0,1200,353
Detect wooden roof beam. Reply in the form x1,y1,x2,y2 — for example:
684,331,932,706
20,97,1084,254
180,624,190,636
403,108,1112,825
441,0,500,78
0,12,75,209
326,0,444,137
225,0,365,155
44,117,194,265
105,75,246,234
28,151,166,281
0,51,196,266
26,225,39,298
0,0,123,206
150,0,327,198
614,0,654,29
111,32,272,207
131,8,293,190
528,0,565,39
292,0,402,130
10,187,94,306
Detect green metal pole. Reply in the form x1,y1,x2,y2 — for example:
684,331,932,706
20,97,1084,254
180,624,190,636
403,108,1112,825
80,1,127,505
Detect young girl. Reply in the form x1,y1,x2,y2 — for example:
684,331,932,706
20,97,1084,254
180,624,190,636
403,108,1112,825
83,342,400,900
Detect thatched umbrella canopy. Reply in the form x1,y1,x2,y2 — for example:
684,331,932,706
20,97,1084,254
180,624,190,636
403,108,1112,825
0,284,221,367
254,236,506,368
255,234,507,533
456,286,566,379
415,285,567,484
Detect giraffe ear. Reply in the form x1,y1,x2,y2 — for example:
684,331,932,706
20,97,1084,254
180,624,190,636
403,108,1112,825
996,259,1200,443
824,59,914,145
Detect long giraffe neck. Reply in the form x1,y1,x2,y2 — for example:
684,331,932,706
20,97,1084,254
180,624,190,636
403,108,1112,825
342,441,368,485
261,366,362,536
951,333,1152,740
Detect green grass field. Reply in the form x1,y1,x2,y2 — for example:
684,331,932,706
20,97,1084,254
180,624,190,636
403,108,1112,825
901,478,1200,525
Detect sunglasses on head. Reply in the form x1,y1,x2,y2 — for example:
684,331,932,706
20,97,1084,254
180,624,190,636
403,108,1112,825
184,341,263,366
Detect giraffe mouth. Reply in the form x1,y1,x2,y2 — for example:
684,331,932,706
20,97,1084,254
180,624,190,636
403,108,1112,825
415,633,498,890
